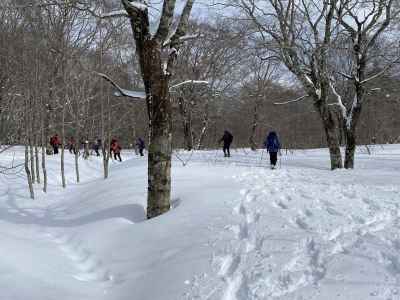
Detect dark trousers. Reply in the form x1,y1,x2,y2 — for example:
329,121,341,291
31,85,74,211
68,146,77,154
53,146,59,155
269,152,278,166
114,152,122,162
223,144,231,157
139,148,144,156
94,149,100,156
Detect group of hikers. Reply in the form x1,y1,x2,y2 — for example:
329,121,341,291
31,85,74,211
219,130,281,169
48,134,146,162
50,130,281,169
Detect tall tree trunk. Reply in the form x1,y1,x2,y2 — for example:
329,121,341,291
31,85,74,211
196,102,209,150
249,101,259,151
35,142,40,184
344,100,363,169
60,106,66,188
25,144,35,199
25,99,34,199
317,103,343,170
74,133,80,183
178,97,193,151
146,71,172,219
44,102,52,155
41,118,47,193
29,139,35,184
344,129,356,169
29,98,35,184
102,94,111,179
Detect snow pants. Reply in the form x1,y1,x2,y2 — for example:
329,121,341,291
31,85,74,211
53,145,59,155
114,152,122,162
139,148,144,156
269,151,278,166
223,143,231,157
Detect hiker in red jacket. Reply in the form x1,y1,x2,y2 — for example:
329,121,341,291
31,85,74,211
110,139,122,162
50,134,61,155
68,137,77,154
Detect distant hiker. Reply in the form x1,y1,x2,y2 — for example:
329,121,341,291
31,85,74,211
219,130,233,157
110,139,122,162
264,131,281,169
50,134,61,155
92,139,101,156
136,137,145,156
83,140,90,159
68,137,77,154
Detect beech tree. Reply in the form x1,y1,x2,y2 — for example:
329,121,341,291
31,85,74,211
234,0,344,169
231,0,399,169
332,0,400,168
84,0,196,218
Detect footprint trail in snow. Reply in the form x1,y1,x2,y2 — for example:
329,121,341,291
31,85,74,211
185,167,400,299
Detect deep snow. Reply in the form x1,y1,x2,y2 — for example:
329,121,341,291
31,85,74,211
0,145,399,300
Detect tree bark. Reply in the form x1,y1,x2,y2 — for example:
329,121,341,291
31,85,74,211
146,66,172,219
344,129,356,169
249,101,259,151
61,106,66,188
35,142,40,184
196,101,209,150
344,100,363,169
29,139,35,184
178,97,194,151
122,0,195,219
41,120,47,193
25,144,35,199
317,104,343,170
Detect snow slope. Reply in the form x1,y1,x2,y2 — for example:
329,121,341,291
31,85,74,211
0,145,400,300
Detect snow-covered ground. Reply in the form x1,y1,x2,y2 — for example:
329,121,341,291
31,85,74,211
0,145,400,300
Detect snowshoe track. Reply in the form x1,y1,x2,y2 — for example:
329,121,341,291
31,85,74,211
43,230,114,283
185,167,400,299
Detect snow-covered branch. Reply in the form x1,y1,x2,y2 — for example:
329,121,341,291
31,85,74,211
163,34,200,47
170,80,209,90
329,80,347,121
273,95,308,105
100,10,129,19
123,1,148,12
336,71,354,80
95,72,146,100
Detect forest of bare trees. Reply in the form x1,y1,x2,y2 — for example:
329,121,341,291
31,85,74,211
1,0,400,217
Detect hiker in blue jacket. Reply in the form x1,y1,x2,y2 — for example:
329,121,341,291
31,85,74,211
264,131,281,169
136,137,145,156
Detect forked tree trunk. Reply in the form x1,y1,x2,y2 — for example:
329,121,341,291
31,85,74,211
122,0,195,219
